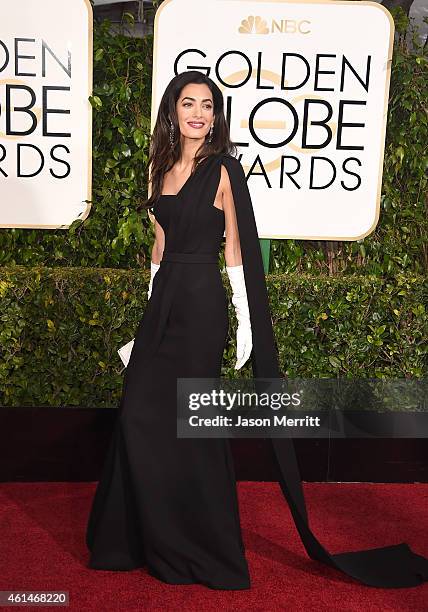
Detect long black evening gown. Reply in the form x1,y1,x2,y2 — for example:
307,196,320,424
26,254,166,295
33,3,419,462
86,152,428,589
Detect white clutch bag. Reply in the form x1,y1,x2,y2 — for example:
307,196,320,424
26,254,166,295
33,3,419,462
117,338,135,367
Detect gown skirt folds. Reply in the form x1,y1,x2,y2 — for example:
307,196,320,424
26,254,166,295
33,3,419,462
86,153,428,589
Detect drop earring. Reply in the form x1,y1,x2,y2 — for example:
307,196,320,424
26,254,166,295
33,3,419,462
208,124,214,143
169,120,175,148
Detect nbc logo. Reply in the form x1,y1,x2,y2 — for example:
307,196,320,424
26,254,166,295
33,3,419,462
238,16,269,35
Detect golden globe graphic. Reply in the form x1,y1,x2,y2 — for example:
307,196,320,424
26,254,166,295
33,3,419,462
152,0,394,240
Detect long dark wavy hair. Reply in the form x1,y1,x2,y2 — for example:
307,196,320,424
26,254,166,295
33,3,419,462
140,70,237,212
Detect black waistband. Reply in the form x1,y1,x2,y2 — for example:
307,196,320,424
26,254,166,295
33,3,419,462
161,252,218,264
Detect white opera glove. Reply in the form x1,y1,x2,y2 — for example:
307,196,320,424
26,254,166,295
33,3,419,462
118,260,159,367
147,260,160,300
226,264,253,369
118,338,134,367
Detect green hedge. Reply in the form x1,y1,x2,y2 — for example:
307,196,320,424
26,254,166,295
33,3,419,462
0,9,426,276
0,268,426,407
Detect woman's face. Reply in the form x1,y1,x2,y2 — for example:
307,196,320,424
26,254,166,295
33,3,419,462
175,82,215,144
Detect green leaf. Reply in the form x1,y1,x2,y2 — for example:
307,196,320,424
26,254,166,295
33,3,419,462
328,356,341,369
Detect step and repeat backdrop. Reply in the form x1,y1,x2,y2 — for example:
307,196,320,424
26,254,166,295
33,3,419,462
1,0,393,241
0,0,92,229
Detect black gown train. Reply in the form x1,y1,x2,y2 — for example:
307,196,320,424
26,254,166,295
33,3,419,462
86,153,428,589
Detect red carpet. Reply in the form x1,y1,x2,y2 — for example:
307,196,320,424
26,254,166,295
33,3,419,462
0,482,427,610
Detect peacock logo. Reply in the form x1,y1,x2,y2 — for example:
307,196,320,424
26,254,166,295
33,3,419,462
238,16,269,35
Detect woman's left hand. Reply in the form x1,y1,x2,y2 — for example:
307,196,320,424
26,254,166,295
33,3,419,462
235,319,252,369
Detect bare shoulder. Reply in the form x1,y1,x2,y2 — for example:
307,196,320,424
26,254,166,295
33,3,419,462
217,166,235,218
219,163,232,194
219,155,240,190
219,156,244,205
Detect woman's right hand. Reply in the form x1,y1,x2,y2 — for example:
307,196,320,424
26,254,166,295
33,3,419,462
148,261,160,299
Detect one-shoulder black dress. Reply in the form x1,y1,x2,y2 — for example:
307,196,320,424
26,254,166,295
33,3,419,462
86,153,428,590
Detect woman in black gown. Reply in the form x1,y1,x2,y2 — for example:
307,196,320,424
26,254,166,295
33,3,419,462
86,71,428,590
